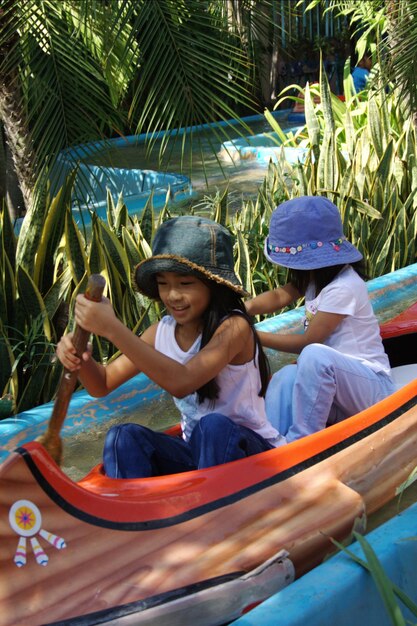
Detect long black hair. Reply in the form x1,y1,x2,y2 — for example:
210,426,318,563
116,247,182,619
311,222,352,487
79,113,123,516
197,282,270,404
288,259,368,298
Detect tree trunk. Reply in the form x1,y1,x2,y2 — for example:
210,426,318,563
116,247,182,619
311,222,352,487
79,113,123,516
0,124,26,221
0,76,35,220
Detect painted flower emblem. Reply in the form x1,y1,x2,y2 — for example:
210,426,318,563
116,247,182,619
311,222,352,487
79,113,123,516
9,500,66,567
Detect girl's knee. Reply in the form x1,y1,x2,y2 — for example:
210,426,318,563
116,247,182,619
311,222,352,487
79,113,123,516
105,424,123,447
103,423,155,479
270,364,297,387
199,413,230,434
105,423,149,449
266,365,296,435
298,343,331,371
266,365,296,403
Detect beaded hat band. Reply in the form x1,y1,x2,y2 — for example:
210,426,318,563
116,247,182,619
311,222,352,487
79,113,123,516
266,237,347,256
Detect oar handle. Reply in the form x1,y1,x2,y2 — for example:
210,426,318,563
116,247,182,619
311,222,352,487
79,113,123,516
39,274,106,464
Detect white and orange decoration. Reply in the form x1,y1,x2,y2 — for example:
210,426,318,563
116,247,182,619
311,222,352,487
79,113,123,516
8,499,66,567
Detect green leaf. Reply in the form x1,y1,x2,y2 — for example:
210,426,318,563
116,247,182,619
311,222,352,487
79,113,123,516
97,220,132,284
331,535,417,620
264,109,291,144
368,98,384,159
235,230,252,295
213,186,229,226
43,267,73,321
33,172,76,292
106,188,116,231
16,350,52,413
350,198,382,220
16,266,52,340
0,330,14,397
374,140,394,186
122,227,142,268
374,234,392,276
354,533,407,625
0,204,16,272
114,193,129,235
304,83,320,163
319,58,335,134
89,215,106,274
317,132,333,191
0,248,16,327
140,196,155,244
65,209,89,285
343,108,355,157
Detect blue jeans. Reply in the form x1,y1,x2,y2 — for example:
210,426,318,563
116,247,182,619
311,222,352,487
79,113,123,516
103,413,274,478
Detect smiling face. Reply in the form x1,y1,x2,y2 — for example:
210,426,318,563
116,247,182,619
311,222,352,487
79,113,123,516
155,272,211,327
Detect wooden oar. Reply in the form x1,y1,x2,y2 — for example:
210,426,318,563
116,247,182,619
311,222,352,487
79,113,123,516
38,274,106,465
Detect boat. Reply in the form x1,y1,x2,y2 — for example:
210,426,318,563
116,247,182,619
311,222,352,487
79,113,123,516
1,264,417,626
232,499,417,626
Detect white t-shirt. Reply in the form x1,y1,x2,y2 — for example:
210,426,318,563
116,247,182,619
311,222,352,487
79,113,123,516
304,265,391,374
155,315,282,445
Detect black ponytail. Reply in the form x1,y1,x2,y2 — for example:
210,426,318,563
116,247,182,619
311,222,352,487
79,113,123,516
289,259,368,297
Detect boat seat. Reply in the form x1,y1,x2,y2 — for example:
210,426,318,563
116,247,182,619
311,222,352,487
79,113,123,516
391,364,417,390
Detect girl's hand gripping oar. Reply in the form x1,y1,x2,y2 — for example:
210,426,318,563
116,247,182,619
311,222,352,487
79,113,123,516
38,274,106,465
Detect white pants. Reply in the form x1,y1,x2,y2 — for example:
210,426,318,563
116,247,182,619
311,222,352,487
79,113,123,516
265,343,395,443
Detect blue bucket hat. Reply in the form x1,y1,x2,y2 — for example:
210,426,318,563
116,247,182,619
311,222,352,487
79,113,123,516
264,196,363,270
134,215,248,298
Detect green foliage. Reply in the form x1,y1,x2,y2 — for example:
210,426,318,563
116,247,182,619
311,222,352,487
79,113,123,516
0,163,292,417
309,1,388,62
0,207,62,414
265,67,417,277
308,1,417,120
2,64,417,416
1,0,271,219
0,184,162,417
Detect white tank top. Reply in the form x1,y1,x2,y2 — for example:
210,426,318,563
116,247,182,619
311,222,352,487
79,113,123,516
155,315,281,445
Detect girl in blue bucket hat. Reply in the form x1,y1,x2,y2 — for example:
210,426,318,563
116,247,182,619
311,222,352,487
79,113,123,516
246,196,395,443
56,216,283,478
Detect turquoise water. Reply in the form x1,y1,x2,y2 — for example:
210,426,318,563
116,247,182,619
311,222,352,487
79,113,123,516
77,112,297,213
62,393,178,480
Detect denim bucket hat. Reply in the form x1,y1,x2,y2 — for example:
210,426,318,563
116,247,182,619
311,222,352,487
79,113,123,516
264,196,363,270
134,216,248,298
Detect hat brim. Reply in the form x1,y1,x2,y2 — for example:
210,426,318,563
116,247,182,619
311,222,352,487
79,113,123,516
264,240,363,270
134,255,249,299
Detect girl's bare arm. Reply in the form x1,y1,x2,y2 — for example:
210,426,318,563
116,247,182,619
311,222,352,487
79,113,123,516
73,295,252,398
245,283,300,316
56,322,157,397
258,309,345,354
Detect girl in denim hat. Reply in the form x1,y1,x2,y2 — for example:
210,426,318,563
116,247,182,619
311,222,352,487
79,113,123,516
246,196,395,443
56,216,283,478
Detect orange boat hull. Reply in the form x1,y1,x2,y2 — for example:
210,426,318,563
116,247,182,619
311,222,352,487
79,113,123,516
0,304,417,625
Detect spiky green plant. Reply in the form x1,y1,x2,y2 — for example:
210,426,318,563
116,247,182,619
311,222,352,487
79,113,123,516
2,63,417,416
263,61,417,277
0,183,167,416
